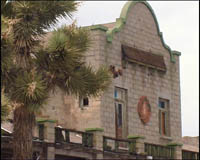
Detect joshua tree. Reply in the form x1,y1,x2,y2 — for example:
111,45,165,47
1,1,111,159
1,92,10,122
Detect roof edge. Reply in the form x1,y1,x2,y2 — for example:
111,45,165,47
106,0,181,63
89,24,108,32
172,50,181,56
85,1,181,63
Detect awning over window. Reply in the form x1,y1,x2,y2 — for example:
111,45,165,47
122,45,167,72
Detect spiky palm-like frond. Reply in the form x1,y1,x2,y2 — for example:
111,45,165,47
1,16,16,91
35,24,90,90
2,1,79,68
1,1,111,159
1,37,13,84
1,92,11,122
35,24,111,96
9,71,48,113
1,1,15,19
65,66,111,97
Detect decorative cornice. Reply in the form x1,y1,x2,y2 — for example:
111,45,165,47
85,128,104,132
166,142,183,147
172,50,181,56
88,0,181,63
36,119,56,123
89,24,108,32
127,135,145,139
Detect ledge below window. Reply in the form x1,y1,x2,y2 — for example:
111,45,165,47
80,106,89,111
160,135,173,141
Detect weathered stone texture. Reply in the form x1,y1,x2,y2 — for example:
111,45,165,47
39,1,182,148
98,2,182,146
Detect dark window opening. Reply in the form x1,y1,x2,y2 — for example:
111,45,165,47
117,104,122,127
83,97,89,106
161,112,166,135
38,124,44,140
114,90,118,98
159,101,165,109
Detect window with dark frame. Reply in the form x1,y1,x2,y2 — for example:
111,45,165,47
38,124,44,140
80,97,89,108
114,87,127,147
158,98,170,136
114,88,126,129
117,103,122,127
83,97,89,106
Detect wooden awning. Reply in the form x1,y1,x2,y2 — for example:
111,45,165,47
122,45,167,71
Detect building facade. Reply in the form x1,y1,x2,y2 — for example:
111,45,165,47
2,1,199,160
41,0,182,146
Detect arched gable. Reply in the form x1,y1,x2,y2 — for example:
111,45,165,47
90,1,181,63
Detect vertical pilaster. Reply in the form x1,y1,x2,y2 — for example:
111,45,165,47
85,128,104,158
128,135,146,154
37,119,56,160
167,143,183,160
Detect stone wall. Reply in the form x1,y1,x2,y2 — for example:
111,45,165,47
182,136,199,152
98,2,182,145
39,30,103,131
182,136,199,146
39,1,182,147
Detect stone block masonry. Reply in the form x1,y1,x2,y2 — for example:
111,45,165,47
39,1,182,158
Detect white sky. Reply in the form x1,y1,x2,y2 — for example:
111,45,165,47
58,1,199,137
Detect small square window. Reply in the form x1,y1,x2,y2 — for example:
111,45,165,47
80,97,89,108
114,88,124,100
83,97,89,106
159,101,165,109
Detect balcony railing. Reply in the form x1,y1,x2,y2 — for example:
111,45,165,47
182,150,199,160
145,143,174,159
55,127,93,147
103,136,136,154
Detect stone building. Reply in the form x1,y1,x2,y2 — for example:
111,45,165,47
1,1,199,159
42,0,182,147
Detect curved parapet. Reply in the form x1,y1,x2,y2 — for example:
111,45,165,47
106,0,181,63
88,0,181,63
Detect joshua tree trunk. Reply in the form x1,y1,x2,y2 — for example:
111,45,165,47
13,106,35,160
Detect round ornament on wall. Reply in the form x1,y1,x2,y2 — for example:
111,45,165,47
137,96,151,124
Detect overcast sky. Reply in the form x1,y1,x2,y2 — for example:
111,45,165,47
58,1,199,137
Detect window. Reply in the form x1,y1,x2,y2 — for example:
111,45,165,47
79,97,89,108
115,103,123,127
83,97,89,106
182,150,198,160
158,98,170,136
114,88,125,100
114,87,127,139
38,124,44,140
159,101,165,109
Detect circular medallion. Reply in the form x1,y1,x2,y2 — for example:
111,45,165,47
137,96,151,124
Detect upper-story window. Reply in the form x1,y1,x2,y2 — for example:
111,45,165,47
114,88,125,101
158,98,170,136
79,97,89,108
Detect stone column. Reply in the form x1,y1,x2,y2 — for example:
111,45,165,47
167,143,183,160
174,145,182,159
127,135,146,155
37,119,56,160
85,128,104,159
